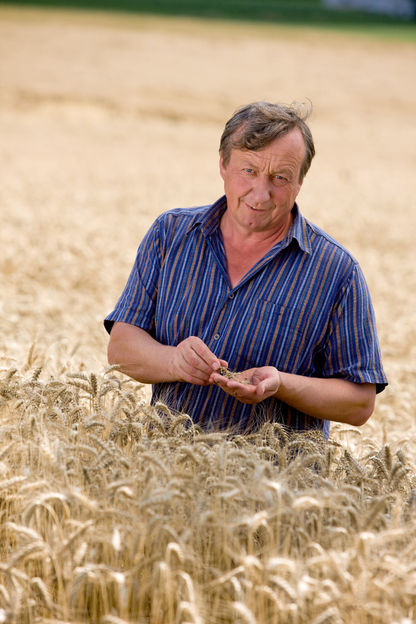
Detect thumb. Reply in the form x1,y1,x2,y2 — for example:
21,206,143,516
257,381,268,396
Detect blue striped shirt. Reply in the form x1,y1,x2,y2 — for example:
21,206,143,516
105,195,387,439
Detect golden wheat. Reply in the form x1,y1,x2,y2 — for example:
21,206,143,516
1,365,415,622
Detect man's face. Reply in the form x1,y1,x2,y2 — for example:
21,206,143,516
219,128,305,236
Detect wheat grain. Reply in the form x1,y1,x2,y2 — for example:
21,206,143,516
230,601,256,624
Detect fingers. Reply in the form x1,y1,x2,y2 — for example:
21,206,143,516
172,339,280,402
174,337,226,385
211,366,280,404
210,373,255,403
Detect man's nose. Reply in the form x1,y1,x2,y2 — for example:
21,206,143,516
251,176,272,204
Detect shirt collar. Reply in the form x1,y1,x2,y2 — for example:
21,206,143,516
289,203,312,254
187,195,312,255
186,195,227,237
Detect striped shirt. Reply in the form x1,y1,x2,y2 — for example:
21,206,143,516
105,195,387,439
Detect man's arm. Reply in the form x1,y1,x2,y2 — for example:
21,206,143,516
275,371,375,426
108,322,226,386
210,366,376,426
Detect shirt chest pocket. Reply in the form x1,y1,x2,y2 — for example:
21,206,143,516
237,298,310,371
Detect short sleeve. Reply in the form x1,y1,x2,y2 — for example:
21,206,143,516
104,219,162,335
322,263,388,393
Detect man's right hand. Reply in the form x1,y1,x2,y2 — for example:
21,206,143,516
169,336,228,386
108,323,226,386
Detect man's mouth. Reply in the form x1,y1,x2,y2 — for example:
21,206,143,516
247,203,266,212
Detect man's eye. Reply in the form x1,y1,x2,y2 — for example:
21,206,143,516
272,174,287,186
242,168,255,175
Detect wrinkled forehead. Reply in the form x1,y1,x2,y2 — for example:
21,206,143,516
230,127,306,160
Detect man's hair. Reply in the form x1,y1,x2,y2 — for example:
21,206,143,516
219,101,315,182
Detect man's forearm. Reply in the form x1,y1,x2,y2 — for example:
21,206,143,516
107,322,177,383
275,372,376,426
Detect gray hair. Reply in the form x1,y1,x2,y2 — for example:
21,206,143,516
219,101,315,182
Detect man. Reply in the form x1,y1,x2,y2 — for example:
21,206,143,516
105,101,387,440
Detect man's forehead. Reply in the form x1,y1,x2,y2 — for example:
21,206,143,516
231,128,305,157
230,144,304,168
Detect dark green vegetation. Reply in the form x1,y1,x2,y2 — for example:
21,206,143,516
4,0,416,39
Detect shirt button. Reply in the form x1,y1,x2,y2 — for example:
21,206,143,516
229,293,234,299
213,333,220,341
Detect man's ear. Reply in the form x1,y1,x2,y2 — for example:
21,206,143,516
296,179,303,197
219,153,226,180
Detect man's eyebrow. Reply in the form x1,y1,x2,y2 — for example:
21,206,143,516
272,167,293,175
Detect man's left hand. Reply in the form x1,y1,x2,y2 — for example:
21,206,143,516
210,366,280,404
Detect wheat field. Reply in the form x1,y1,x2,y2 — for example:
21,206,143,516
1,6,416,622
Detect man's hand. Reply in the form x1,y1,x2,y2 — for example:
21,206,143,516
210,366,281,404
169,336,228,386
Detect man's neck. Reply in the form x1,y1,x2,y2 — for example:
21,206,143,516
220,210,293,251
220,211,293,288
